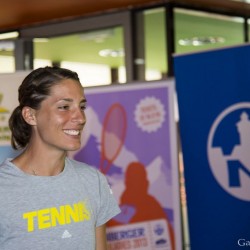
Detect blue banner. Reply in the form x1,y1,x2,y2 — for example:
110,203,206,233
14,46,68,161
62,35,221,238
174,44,250,250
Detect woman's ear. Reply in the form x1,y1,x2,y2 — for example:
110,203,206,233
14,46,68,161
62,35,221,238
22,106,37,125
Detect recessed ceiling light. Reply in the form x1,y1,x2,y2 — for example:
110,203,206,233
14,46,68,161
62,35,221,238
80,29,114,43
179,37,225,46
99,49,124,57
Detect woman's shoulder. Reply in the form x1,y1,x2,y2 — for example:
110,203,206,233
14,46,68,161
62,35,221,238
0,158,15,174
66,157,109,192
66,157,102,179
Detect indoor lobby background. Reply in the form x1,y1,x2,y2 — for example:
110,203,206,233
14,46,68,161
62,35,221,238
0,0,250,249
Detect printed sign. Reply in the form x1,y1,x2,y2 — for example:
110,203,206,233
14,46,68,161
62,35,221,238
107,219,171,250
207,102,250,201
69,80,182,250
174,44,250,250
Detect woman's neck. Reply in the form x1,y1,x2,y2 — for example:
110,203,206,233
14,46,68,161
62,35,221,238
12,147,67,176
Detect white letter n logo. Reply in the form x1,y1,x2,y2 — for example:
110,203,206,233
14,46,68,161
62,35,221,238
227,160,250,187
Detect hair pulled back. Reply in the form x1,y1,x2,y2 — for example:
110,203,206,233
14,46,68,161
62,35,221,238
9,66,80,150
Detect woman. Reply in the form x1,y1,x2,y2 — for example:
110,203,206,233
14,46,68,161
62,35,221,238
0,66,120,250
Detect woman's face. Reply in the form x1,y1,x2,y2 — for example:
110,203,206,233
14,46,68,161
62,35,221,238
31,79,87,153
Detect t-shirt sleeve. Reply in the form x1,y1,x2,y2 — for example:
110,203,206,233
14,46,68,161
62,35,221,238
96,171,121,227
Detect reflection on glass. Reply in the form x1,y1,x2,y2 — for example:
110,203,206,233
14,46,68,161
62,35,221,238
0,40,15,73
144,8,167,81
34,59,52,68
34,27,124,86
175,9,244,54
61,61,110,87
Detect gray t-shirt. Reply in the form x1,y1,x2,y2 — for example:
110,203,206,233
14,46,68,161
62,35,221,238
0,157,120,250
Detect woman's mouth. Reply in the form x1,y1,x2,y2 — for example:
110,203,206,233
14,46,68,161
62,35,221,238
63,129,80,136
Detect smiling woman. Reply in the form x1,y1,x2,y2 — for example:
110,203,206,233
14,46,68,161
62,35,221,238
0,66,120,250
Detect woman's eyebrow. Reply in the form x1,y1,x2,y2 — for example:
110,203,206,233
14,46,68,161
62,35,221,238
58,98,87,103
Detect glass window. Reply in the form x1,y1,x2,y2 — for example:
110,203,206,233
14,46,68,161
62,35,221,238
175,9,244,55
0,41,15,73
33,27,125,86
144,8,167,81
247,19,250,40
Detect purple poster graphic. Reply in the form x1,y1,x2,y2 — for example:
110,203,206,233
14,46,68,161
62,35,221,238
68,80,182,250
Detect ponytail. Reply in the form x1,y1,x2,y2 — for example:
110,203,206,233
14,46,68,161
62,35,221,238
9,106,31,150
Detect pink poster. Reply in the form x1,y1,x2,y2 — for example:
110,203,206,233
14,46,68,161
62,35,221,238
69,80,182,250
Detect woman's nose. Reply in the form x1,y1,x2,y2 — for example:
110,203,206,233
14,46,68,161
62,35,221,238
72,108,86,125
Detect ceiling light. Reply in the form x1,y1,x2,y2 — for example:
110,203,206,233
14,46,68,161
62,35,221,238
0,31,19,40
80,29,114,43
179,37,225,46
99,49,124,57
134,58,145,65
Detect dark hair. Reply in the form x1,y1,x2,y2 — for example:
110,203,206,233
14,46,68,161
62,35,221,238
9,66,81,150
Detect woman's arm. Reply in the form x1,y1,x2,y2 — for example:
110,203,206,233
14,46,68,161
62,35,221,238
96,224,108,250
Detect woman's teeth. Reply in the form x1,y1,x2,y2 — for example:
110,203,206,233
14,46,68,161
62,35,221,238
64,130,80,135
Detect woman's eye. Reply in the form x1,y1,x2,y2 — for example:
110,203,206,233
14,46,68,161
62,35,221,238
59,105,69,110
80,105,87,111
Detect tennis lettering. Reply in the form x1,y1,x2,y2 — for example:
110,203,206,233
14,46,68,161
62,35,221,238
23,201,90,232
